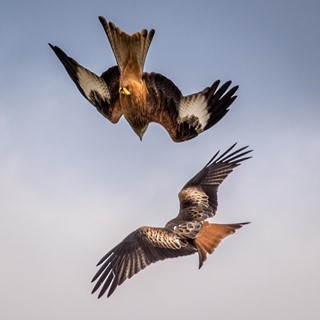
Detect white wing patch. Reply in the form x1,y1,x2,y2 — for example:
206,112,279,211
178,92,210,131
76,67,111,102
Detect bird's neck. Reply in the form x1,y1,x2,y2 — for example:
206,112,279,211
120,78,148,117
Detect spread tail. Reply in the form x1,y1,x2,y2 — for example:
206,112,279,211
99,17,155,75
194,222,249,269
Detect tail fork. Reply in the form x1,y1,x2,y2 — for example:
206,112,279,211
194,222,249,269
99,17,155,75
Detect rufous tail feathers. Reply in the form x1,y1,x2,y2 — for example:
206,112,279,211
194,221,249,269
99,17,155,75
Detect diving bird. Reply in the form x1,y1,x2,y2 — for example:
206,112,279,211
91,144,252,298
49,16,239,142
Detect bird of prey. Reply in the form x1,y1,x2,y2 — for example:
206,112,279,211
91,143,252,298
49,16,239,142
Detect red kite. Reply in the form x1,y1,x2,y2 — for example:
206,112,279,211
91,144,252,298
49,17,239,142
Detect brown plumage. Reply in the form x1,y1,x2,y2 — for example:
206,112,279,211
49,17,239,142
195,222,243,268
91,144,252,298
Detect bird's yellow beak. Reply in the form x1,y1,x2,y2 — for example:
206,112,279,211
119,87,131,95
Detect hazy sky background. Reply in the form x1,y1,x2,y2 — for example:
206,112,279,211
1,0,320,319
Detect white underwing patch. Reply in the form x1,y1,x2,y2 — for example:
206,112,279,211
178,93,210,128
77,67,111,102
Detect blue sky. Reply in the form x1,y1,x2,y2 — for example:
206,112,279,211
1,0,320,319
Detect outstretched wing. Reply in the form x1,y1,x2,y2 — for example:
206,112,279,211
49,44,122,123
143,72,238,142
91,227,193,298
177,144,252,223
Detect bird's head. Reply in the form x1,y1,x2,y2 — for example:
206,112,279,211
132,124,149,141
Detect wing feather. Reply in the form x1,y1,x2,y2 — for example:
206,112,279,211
49,44,122,123
91,227,192,298
143,73,238,142
177,144,252,222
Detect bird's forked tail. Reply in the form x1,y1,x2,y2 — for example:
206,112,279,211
194,221,249,269
99,16,155,75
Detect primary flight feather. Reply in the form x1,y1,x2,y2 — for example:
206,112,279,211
49,17,239,142
91,143,252,298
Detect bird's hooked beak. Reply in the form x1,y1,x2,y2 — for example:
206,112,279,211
119,87,131,96
133,125,148,141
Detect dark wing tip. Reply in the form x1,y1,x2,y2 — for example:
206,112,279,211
226,85,239,97
202,81,239,131
206,143,253,167
207,80,238,97
216,80,232,94
48,43,61,55
48,43,59,53
98,16,107,24
204,142,237,167
48,43,70,65
91,284,99,294
149,28,156,38
224,80,232,87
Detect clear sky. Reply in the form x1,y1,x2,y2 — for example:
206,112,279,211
1,0,320,319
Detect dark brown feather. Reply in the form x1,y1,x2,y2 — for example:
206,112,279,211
165,144,252,228
48,44,122,123
91,145,252,298
50,18,239,142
